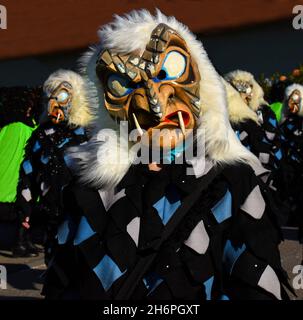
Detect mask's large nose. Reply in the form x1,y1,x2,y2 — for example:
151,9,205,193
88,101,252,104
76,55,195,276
48,100,65,124
145,80,175,116
158,84,175,109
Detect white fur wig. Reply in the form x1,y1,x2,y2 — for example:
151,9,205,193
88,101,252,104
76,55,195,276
222,78,259,125
42,69,95,127
71,10,260,189
225,70,268,112
283,83,303,117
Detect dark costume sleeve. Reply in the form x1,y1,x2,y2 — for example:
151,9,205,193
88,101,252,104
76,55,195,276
280,116,303,163
17,123,88,216
219,165,290,299
16,123,89,263
16,129,41,221
43,163,289,300
235,119,276,171
257,105,291,219
259,105,284,167
278,115,303,241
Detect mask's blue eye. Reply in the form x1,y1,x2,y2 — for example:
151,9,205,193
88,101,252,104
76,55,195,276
155,51,186,82
107,74,134,97
57,90,69,103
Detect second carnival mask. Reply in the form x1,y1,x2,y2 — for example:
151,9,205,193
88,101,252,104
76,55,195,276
231,80,253,106
47,81,73,124
288,89,302,115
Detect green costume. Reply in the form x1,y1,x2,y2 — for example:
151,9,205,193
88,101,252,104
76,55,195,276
270,102,283,123
0,122,35,203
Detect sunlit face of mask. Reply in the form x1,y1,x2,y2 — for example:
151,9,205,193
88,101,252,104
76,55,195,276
47,81,73,124
288,89,302,114
232,80,253,106
96,23,201,149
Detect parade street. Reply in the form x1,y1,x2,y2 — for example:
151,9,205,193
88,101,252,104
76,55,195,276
0,239,302,300
0,247,45,300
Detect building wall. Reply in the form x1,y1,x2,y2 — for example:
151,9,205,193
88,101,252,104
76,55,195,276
0,0,298,59
0,20,302,87
202,20,303,77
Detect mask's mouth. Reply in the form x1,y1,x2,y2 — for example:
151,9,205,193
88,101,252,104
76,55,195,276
49,108,65,124
131,109,192,135
154,111,191,136
163,110,190,126
289,104,299,114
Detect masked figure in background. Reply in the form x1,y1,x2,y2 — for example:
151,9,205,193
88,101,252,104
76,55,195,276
223,79,274,174
0,88,42,253
278,84,303,242
43,11,290,300
280,84,303,137
15,70,94,260
225,70,283,172
225,70,270,119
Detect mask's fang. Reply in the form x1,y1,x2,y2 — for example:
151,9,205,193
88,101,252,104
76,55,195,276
56,113,61,123
178,111,186,136
132,113,143,136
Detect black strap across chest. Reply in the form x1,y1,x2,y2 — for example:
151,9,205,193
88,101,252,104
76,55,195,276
115,165,223,300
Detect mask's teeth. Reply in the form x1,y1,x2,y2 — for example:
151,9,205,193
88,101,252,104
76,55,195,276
178,111,186,136
57,113,61,123
132,113,143,136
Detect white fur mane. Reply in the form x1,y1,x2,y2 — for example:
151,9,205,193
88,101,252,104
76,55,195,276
71,9,260,189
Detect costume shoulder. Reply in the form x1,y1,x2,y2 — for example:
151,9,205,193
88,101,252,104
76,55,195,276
21,122,53,163
221,163,260,208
